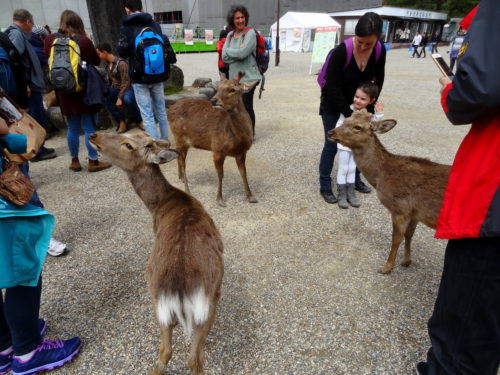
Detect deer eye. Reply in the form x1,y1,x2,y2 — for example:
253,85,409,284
230,88,236,93
353,125,362,131
123,143,133,150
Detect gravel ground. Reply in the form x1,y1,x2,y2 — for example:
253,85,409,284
31,49,471,375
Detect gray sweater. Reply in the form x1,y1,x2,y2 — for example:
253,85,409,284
7,24,45,92
222,28,262,83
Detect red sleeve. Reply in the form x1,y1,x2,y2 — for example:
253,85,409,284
44,34,55,57
78,36,100,66
441,82,453,114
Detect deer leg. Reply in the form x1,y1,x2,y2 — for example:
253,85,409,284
149,320,176,375
401,219,418,267
177,147,190,194
380,214,410,274
187,305,217,375
235,153,257,203
213,152,226,207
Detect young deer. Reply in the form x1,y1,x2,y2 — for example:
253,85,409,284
328,109,451,274
89,132,224,375
168,72,257,207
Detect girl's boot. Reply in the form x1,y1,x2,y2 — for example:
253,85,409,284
347,183,361,207
337,184,348,209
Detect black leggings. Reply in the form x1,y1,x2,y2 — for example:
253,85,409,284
0,278,42,355
421,237,500,375
242,84,257,135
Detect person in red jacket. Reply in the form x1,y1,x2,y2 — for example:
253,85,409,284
417,1,500,374
216,29,229,79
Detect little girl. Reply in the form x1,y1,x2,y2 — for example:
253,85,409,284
335,81,384,209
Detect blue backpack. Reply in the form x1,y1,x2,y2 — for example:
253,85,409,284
131,27,170,84
317,37,383,90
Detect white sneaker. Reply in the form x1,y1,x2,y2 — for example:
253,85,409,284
48,238,67,257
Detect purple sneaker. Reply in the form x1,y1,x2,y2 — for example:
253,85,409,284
0,319,46,374
0,350,13,375
12,338,81,375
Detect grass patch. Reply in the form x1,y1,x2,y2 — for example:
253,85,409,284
171,42,216,53
164,86,183,95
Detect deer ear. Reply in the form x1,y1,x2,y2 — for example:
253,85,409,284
371,119,397,134
152,149,178,164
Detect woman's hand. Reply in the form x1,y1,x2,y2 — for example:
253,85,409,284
439,76,452,94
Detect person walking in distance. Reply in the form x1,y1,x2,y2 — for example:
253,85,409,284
419,32,429,58
411,31,422,58
416,2,500,374
118,0,176,140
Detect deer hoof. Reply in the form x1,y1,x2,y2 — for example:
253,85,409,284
401,259,412,267
248,196,258,203
217,199,226,207
378,265,394,274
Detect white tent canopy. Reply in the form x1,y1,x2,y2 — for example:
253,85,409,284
270,12,341,52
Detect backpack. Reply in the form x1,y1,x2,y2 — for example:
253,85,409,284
131,27,172,84
48,34,86,93
317,37,383,90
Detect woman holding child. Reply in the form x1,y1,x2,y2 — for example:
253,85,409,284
318,12,386,205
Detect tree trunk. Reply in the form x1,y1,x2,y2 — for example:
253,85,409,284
86,0,125,53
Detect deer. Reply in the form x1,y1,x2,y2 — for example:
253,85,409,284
89,132,224,375
328,109,451,274
168,72,257,207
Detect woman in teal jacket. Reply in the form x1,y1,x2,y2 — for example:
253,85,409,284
0,116,80,374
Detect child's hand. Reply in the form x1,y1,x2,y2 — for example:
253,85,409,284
375,100,384,113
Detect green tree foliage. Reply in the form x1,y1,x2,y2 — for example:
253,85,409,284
386,0,479,18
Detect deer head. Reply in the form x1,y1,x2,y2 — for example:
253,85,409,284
90,132,178,172
328,109,397,149
211,72,257,111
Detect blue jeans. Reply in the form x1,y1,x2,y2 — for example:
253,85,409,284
132,82,168,140
319,113,340,191
420,237,500,375
105,88,142,124
66,113,98,160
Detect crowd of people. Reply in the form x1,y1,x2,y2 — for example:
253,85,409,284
1,1,499,375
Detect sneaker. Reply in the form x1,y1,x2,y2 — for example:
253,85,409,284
0,350,13,375
0,320,46,374
31,147,57,162
47,238,66,257
12,338,81,375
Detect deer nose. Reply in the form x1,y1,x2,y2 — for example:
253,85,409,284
90,133,97,139
327,129,336,136
210,98,218,106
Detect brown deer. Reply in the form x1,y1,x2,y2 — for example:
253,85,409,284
168,72,257,207
328,109,451,274
89,132,224,375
